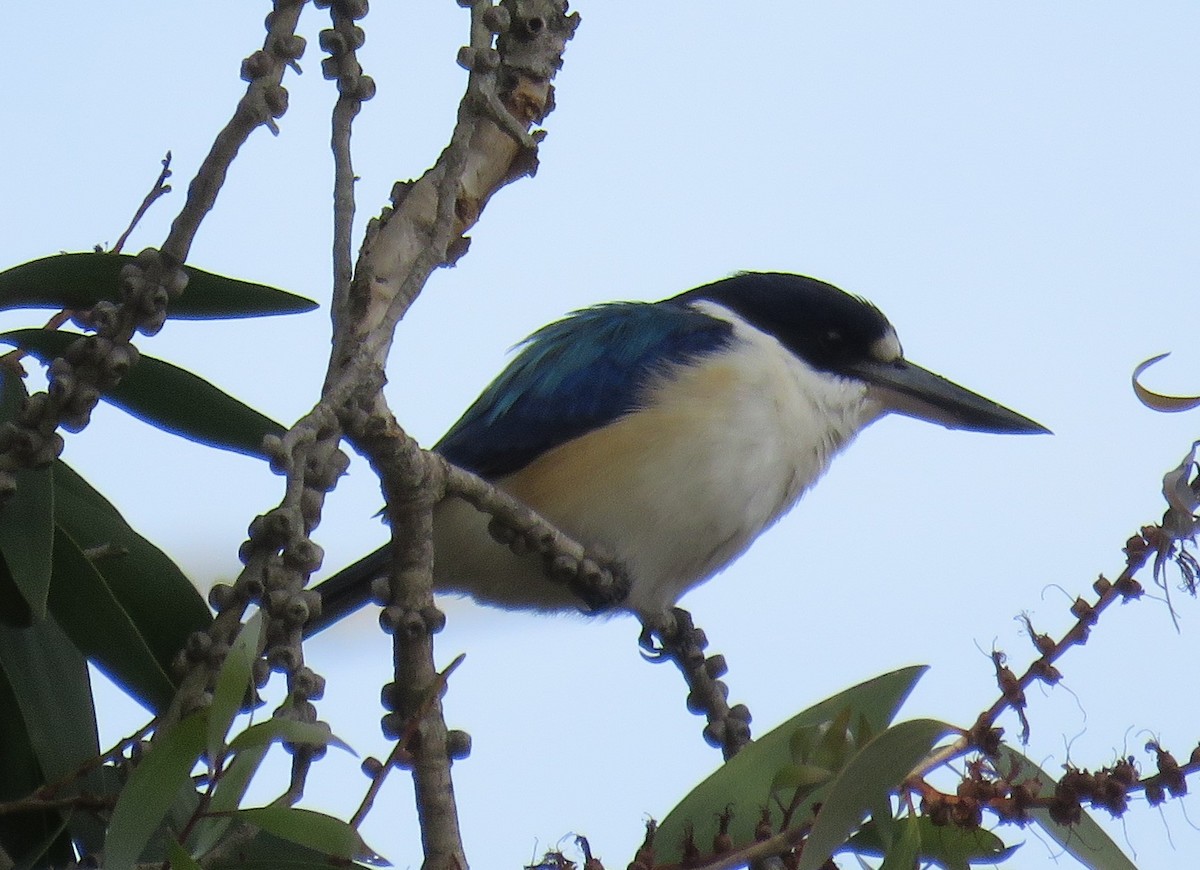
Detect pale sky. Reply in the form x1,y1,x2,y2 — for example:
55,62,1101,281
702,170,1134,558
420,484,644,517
5,2,1200,868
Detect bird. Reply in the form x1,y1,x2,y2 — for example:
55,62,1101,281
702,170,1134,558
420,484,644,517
307,271,1047,632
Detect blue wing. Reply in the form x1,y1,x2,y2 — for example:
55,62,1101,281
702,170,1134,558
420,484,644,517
434,300,734,478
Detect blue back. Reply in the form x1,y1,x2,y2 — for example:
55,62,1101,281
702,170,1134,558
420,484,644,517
435,301,733,478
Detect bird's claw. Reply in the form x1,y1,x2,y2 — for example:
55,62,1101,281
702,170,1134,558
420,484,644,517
638,608,683,661
638,620,666,659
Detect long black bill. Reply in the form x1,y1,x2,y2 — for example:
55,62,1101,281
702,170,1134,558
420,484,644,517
847,358,1050,434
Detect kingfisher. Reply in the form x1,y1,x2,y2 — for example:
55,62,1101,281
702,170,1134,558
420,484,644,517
308,272,1046,631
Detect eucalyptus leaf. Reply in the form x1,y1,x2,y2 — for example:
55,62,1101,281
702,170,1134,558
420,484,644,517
0,617,97,867
850,816,1015,869
50,461,209,711
1,328,285,459
235,807,387,866
196,718,355,860
207,830,380,870
770,762,833,794
0,369,54,622
655,666,927,864
209,744,269,815
189,740,271,860
166,837,204,870
798,718,952,870
227,717,352,755
105,714,207,870
0,615,100,781
48,526,177,711
877,812,920,870
208,618,262,762
0,253,317,319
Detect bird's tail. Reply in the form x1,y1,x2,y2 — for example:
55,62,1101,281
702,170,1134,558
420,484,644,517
303,547,390,637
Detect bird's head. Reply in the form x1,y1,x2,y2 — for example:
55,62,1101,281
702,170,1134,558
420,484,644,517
675,272,1048,434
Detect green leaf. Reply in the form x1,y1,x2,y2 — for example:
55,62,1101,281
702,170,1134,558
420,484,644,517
866,792,895,855
0,615,100,781
799,718,952,870
48,525,177,711
105,714,208,870
0,369,54,623
207,830,380,869
190,737,280,861
192,717,357,858
195,715,354,859
996,745,1137,870
0,664,61,866
877,812,920,870
50,460,210,711
208,618,262,762
850,816,1015,869
187,740,269,861
209,743,268,813
227,717,352,756
0,551,33,628
0,617,97,868
0,253,318,319
812,706,856,771
234,807,386,866
770,763,833,795
1,329,285,459
167,836,204,870
655,666,927,864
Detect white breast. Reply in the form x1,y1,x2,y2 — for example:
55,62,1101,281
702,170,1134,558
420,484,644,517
432,304,885,617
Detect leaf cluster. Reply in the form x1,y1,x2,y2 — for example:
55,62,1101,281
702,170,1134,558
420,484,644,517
0,253,371,868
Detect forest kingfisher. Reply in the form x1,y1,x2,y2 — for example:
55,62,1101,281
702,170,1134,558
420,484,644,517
308,271,1046,630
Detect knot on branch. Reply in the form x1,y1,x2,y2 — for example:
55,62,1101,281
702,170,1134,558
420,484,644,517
380,604,445,639
496,0,579,80
118,248,188,335
491,0,579,128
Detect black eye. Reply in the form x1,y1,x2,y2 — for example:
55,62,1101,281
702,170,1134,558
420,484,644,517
824,329,842,344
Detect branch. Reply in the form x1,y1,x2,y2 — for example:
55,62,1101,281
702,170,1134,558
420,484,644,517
0,0,305,498
440,457,630,610
111,152,174,255
160,0,307,263
898,441,1200,844
321,0,374,323
640,608,753,762
163,5,581,869
341,409,467,867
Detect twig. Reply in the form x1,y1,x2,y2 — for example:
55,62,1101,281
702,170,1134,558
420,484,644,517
350,654,466,829
441,458,630,611
0,793,115,818
0,719,154,811
162,0,321,731
901,448,1200,841
322,3,373,324
691,820,810,870
302,456,629,637
971,558,1147,743
161,2,306,263
641,608,752,761
0,0,305,491
0,152,171,371
904,538,1151,792
112,152,173,254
